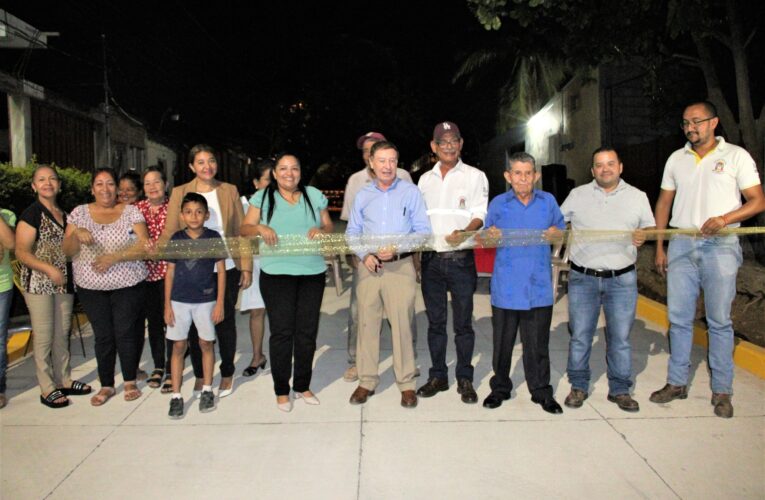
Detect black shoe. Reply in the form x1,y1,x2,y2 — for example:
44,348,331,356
416,378,448,398
482,392,510,409
533,397,563,414
456,378,478,404
242,357,267,377
199,390,216,413
168,397,184,419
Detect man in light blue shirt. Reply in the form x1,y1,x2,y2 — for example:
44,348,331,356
346,141,431,408
480,152,565,414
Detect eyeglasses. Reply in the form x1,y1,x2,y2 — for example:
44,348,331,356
436,139,461,148
681,117,715,129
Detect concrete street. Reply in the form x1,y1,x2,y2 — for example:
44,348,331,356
2,275,763,499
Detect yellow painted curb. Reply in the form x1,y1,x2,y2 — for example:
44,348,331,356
7,330,32,364
637,295,765,379
7,312,89,365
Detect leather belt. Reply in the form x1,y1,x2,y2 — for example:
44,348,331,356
570,263,635,278
434,250,471,259
380,252,413,262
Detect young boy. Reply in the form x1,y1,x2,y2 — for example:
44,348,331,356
164,193,225,419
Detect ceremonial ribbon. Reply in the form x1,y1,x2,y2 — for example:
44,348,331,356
125,226,765,260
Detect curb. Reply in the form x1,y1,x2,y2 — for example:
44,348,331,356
7,312,89,365
637,295,765,379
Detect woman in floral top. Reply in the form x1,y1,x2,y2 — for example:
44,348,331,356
135,166,171,390
15,165,92,408
63,167,150,406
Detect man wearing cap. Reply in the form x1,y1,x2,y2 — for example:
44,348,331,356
346,141,432,408
416,121,489,404
340,132,416,383
560,147,655,413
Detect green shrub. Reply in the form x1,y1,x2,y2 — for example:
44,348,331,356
0,160,93,214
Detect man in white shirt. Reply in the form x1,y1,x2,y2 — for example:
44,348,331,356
651,101,765,418
416,121,489,404
560,147,655,413
340,132,415,383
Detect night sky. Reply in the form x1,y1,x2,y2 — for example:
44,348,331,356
1,1,502,173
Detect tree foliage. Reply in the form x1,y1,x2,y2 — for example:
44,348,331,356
0,160,93,215
466,0,765,178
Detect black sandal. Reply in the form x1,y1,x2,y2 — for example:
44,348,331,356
61,380,92,396
160,376,173,394
242,357,267,377
147,369,164,389
40,390,70,409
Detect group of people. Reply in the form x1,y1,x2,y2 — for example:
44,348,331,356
337,101,763,418
0,101,762,420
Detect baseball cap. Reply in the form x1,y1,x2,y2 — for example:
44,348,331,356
356,131,387,150
433,121,461,142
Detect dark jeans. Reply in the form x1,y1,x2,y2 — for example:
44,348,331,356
490,305,553,400
140,279,168,371
421,251,477,381
260,271,325,396
78,283,145,387
189,268,240,379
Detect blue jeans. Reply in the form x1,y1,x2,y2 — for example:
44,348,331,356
0,289,15,393
421,251,477,381
666,236,741,394
566,269,638,395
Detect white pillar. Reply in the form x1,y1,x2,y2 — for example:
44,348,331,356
8,94,32,167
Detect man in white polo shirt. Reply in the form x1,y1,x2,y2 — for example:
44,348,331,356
651,101,765,418
416,121,489,404
560,147,655,413
340,132,416,383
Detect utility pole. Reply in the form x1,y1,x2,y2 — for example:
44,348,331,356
101,33,111,166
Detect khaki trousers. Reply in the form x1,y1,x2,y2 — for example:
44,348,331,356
24,292,74,395
356,257,417,392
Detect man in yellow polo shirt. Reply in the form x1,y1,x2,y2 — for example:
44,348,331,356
651,101,765,418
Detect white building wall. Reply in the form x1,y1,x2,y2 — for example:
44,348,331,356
525,69,602,188
146,139,177,190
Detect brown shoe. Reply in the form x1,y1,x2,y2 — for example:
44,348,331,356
607,393,640,412
349,386,374,405
649,384,688,403
400,390,418,408
712,393,733,418
564,388,588,409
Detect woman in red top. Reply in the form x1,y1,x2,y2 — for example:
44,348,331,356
135,166,171,389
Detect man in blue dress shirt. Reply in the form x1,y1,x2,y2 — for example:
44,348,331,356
345,141,432,408
480,152,566,414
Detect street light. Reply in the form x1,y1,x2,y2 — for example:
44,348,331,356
159,108,180,134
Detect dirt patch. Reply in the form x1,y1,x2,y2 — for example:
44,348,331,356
636,243,765,348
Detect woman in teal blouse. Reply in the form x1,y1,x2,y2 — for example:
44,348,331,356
241,153,333,412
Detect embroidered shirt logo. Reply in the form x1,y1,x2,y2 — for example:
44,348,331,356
458,196,466,210
712,160,725,173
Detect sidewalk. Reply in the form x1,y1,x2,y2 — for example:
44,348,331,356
1,276,763,499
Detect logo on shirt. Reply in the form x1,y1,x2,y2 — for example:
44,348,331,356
712,160,725,173
458,196,466,210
